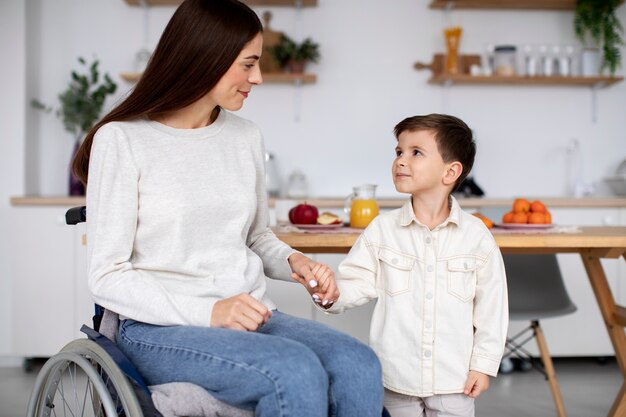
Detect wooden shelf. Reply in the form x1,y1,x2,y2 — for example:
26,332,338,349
429,0,623,9
120,71,316,84
124,0,317,6
428,74,624,87
415,54,623,87
262,72,317,83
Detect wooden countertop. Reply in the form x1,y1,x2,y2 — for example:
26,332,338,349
274,226,626,255
10,195,626,208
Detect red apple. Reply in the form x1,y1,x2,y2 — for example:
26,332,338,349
289,203,319,225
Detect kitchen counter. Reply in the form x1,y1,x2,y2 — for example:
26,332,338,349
11,195,626,208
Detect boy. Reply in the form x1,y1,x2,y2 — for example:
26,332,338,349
328,114,508,417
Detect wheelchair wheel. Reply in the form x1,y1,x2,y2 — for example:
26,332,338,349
26,338,144,417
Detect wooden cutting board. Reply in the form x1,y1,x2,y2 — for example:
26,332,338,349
260,11,283,73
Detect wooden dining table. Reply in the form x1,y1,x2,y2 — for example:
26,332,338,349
275,226,626,417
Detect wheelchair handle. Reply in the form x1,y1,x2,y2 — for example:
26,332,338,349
66,206,87,225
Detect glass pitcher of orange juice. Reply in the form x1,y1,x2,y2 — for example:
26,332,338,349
344,184,379,228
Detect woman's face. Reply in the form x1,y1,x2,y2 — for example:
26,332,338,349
207,32,263,111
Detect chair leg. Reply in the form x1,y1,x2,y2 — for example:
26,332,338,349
533,321,568,417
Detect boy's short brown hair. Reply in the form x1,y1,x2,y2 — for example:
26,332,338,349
393,114,476,191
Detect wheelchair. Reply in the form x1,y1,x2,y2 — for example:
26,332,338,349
27,206,391,417
27,207,247,417
26,207,153,417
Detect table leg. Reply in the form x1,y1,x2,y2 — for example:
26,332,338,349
609,383,626,417
581,253,626,417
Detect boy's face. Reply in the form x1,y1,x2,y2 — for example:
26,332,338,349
392,129,450,195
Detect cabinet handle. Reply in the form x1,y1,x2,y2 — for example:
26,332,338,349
82,234,87,246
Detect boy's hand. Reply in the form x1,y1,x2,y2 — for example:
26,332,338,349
288,253,340,308
463,370,490,398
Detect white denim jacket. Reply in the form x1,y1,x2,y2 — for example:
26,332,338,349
328,197,508,397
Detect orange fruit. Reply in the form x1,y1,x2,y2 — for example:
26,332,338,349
513,198,531,214
511,212,529,224
528,212,546,224
473,212,493,229
502,211,515,224
544,210,552,224
530,200,546,213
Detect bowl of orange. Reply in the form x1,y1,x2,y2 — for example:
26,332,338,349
499,198,553,228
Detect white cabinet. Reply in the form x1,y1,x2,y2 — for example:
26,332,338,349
9,206,91,357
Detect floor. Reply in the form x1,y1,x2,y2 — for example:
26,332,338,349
0,357,619,417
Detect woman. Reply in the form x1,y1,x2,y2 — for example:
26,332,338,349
72,0,383,416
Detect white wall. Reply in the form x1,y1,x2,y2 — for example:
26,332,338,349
23,0,626,199
0,0,26,361
1,0,624,362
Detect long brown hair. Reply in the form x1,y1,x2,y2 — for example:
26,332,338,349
73,0,262,185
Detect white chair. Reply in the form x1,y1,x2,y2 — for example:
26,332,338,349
502,254,577,417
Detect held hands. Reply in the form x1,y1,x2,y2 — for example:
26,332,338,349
288,253,340,309
211,293,272,331
463,370,490,398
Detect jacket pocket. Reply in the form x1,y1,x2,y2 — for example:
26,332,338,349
379,248,414,296
447,257,477,302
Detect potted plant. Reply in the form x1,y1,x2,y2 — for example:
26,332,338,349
270,34,320,74
574,0,624,76
32,57,117,195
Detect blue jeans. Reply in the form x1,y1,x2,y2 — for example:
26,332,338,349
117,310,383,417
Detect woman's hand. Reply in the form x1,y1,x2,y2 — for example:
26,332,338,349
288,253,340,309
211,293,272,331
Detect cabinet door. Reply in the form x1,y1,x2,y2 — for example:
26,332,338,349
507,208,621,357
10,207,77,357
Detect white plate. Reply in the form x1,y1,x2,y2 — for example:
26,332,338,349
495,223,555,230
293,223,344,230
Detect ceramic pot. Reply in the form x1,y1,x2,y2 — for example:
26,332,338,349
581,48,601,76
286,59,306,74
69,139,85,196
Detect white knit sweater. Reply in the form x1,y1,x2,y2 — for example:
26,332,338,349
86,110,297,327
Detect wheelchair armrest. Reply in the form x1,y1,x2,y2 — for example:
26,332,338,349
66,206,86,225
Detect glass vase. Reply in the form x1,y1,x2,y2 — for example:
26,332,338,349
69,138,85,196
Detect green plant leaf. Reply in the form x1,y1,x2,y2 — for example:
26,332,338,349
575,0,624,75
270,34,320,67
31,56,118,137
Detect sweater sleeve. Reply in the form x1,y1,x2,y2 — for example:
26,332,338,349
470,244,509,376
246,131,298,282
86,125,217,327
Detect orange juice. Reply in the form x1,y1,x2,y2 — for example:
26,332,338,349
350,199,379,228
